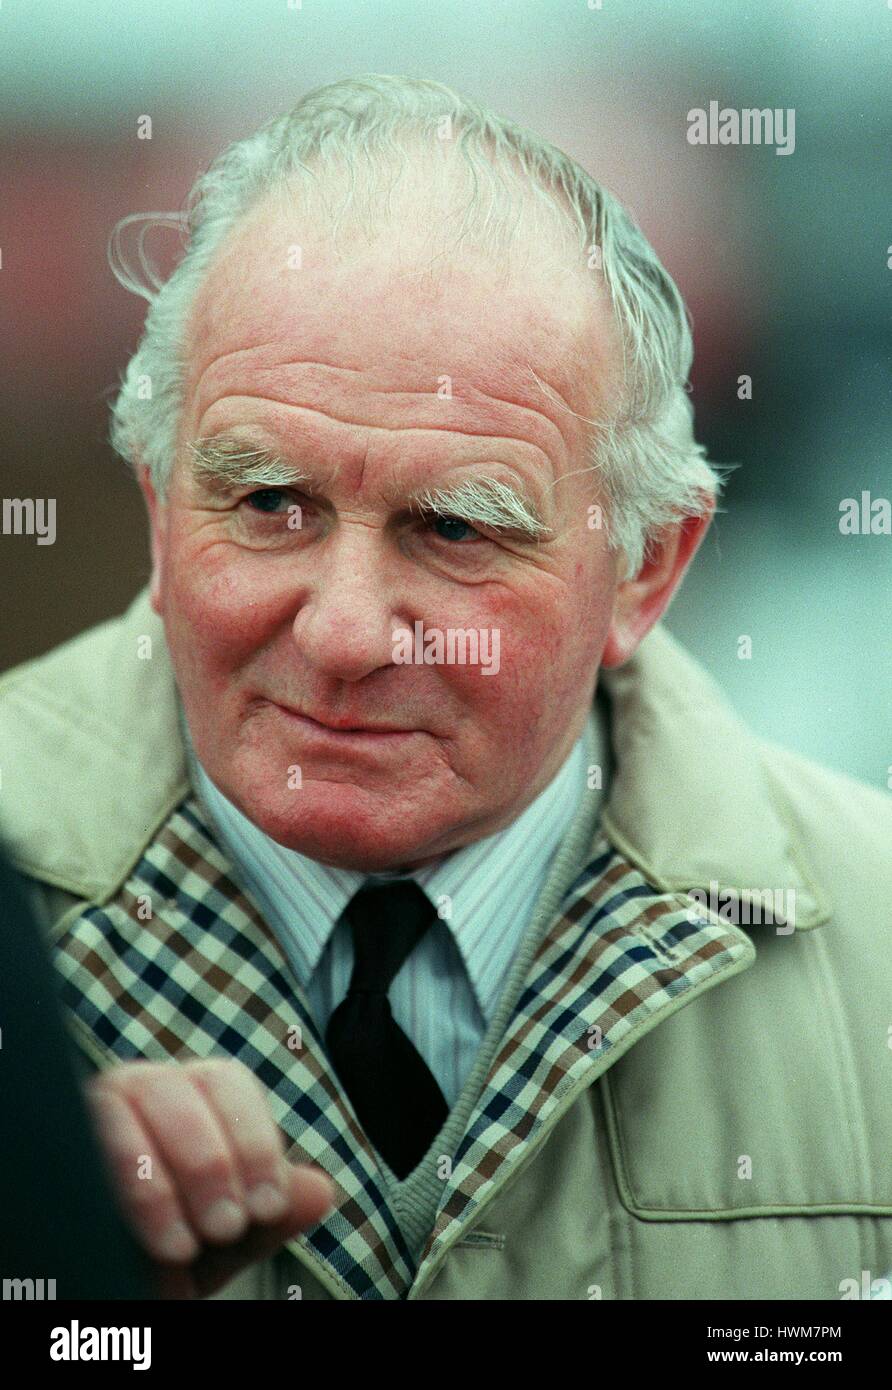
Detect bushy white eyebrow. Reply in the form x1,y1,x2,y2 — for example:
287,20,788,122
187,436,311,490
413,476,550,539
188,434,550,538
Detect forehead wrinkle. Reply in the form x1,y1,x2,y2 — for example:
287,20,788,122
192,395,572,513
188,347,367,412
194,390,562,470
185,343,589,482
191,356,576,450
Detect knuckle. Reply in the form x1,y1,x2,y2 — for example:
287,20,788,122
121,1171,177,1214
184,1057,241,1082
180,1149,236,1192
105,1060,172,1098
236,1135,283,1172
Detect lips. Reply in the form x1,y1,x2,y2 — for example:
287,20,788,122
301,712,411,734
272,703,417,736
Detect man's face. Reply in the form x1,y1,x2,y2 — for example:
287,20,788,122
144,187,625,871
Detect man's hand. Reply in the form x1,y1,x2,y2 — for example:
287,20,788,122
84,1057,335,1298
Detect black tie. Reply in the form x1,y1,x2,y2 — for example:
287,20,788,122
324,880,449,1179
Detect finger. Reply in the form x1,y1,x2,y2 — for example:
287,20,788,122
187,1164,336,1299
282,1162,337,1231
85,1079,200,1266
185,1059,290,1225
114,1061,249,1247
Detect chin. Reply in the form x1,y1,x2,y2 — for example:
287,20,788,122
235,779,443,872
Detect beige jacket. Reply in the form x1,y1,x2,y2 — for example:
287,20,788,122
1,588,891,1300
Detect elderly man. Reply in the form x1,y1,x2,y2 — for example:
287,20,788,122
2,75,891,1302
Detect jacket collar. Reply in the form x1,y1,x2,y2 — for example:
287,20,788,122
598,626,830,926
0,585,829,927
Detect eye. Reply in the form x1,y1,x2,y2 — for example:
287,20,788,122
244,489,290,514
430,515,482,543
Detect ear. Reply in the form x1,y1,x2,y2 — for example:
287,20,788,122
600,499,714,669
136,464,167,616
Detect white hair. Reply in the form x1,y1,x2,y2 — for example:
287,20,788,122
108,73,730,579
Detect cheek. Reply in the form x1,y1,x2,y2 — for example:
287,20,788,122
161,532,284,690
438,570,602,742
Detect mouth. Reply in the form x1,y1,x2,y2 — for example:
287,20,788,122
270,702,422,746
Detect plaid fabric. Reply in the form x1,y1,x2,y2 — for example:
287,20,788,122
52,794,756,1300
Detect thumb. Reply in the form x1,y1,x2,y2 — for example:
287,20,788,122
281,1162,337,1232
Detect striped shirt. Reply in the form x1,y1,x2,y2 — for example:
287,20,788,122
188,714,605,1107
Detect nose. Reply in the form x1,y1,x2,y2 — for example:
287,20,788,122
290,521,401,683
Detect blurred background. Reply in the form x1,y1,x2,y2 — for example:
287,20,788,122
1,0,889,787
